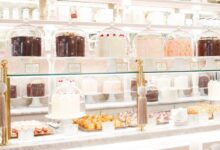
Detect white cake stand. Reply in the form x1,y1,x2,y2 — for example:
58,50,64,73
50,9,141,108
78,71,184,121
10,96,22,108
23,95,48,107
45,112,86,136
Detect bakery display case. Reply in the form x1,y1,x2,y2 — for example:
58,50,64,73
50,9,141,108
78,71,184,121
2,0,220,150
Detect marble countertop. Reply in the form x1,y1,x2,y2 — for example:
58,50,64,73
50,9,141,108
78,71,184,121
2,120,220,150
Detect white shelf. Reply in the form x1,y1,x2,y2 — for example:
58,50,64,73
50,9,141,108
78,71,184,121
11,96,208,116
59,0,220,11
11,107,48,116
87,96,208,110
0,19,217,31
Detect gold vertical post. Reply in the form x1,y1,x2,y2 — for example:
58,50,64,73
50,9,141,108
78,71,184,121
136,59,147,131
1,59,10,145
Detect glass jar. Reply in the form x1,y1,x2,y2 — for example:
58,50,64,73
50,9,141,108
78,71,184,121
9,23,43,56
164,28,194,57
197,29,220,56
95,26,130,57
146,81,159,102
133,26,164,58
54,24,87,57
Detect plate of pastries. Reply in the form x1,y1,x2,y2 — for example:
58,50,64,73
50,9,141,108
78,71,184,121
187,102,220,119
73,114,127,131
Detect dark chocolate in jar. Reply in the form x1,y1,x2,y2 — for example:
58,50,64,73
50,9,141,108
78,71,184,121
56,34,85,57
10,85,17,98
198,39,220,56
11,36,41,56
146,90,159,102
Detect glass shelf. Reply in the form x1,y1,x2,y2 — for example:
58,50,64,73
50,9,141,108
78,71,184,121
7,69,220,77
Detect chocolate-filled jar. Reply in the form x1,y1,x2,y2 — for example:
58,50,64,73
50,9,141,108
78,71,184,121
197,29,220,56
54,25,87,57
9,23,43,56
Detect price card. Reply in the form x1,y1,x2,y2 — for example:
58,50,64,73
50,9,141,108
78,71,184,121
190,62,199,70
116,62,128,72
102,121,115,133
156,62,167,71
25,63,40,73
68,63,81,73
215,61,220,69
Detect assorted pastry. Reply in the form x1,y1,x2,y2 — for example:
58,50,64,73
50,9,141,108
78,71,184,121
187,102,220,119
11,126,53,138
149,111,171,125
73,114,126,131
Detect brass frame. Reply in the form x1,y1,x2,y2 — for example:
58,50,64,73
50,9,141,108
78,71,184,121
136,59,147,131
1,60,11,145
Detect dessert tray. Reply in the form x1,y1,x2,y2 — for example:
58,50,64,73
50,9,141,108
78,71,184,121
11,126,54,139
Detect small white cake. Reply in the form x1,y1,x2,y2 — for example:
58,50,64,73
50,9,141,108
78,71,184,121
103,79,122,94
173,76,189,89
159,88,178,102
81,78,98,95
51,93,81,118
208,80,220,101
156,77,172,90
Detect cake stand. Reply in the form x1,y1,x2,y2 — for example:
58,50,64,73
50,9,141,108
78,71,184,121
23,95,48,107
84,93,100,103
10,97,22,108
45,112,85,136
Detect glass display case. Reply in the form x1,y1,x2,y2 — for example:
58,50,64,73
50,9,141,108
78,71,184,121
8,23,43,57
95,25,130,57
2,0,220,149
197,28,220,56
164,28,194,57
133,26,164,58
54,24,87,57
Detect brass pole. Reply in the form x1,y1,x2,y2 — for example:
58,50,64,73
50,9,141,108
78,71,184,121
1,59,10,145
136,59,147,131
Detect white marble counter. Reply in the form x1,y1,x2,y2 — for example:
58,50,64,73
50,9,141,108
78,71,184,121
2,120,220,150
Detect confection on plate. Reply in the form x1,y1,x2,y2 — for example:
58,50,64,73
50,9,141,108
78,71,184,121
10,23,42,56
81,77,98,95
159,88,178,102
10,85,17,98
102,78,123,94
27,81,45,97
51,80,83,118
74,114,125,131
95,26,130,57
11,125,53,138
187,102,220,119
173,75,190,89
197,29,220,56
198,73,210,95
130,79,147,92
133,27,164,58
164,28,193,57
171,108,188,126
146,81,159,102
156,76,172,90
149,111,170,125
208,80,220,100
118,110,137,127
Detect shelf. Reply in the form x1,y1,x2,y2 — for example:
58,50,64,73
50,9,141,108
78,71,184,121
7,69,220,77
58,0,220,12
0,19,219,31
11,96,208,116
86,96,208,110
11,107,48,116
